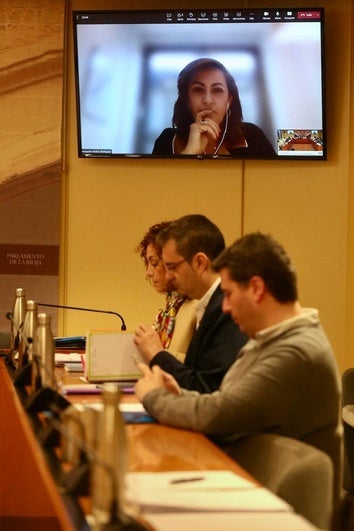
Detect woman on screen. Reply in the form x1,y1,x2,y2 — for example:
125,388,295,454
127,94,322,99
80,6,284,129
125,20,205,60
153,58,276,158
136,221,197,363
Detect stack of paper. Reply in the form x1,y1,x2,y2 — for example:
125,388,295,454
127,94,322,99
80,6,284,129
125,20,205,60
55,352,85,373
55,352,83,364
73,401,155,424
125,470,291,513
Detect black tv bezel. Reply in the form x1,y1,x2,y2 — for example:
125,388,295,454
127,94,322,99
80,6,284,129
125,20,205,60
72,7,327,162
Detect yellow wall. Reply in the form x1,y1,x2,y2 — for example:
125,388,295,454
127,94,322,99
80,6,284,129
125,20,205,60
62,0,354,373
346,3,354,373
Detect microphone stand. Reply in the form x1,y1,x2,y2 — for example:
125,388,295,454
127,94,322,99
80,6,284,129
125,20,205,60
24,342,70,414
37,302,127,331
26,302,127,412
26,383,71,414
42,415,91,530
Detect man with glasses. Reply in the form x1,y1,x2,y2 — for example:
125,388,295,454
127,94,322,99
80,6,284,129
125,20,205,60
135,232,341,482
134,214,247,392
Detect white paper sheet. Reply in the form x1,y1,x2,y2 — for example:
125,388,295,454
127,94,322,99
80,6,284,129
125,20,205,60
144,512,317,531
127,470,255,491
126,471,291,513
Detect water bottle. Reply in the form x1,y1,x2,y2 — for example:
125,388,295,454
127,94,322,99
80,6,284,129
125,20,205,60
21,300,38,367
91,382,127,528
91,383,152,530
32,312,55,390
10,288,27,367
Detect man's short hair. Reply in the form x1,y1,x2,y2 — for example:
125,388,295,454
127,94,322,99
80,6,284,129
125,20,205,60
213,232,298,302
157,214,225,261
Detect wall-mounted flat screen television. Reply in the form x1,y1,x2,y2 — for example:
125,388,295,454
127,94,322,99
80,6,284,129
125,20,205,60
73,8,326,160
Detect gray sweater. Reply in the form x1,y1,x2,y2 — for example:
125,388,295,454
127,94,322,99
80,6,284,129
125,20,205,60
143,309,341,444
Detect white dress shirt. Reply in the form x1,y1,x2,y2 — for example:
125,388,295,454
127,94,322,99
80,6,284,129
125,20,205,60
195,277,221,329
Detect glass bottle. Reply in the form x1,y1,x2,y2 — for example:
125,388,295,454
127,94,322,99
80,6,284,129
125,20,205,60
32,312,55,390
21,300,38,368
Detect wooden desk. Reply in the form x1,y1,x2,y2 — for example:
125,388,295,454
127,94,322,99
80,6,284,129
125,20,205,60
0,360,318,531
126,423,247,474
0,359,252,530
62,369,254,478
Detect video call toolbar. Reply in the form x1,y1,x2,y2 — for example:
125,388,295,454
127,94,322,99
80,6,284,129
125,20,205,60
75,8,323,25
164,9,322,23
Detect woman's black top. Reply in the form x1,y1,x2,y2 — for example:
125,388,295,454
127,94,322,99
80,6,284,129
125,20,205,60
152,122,277,158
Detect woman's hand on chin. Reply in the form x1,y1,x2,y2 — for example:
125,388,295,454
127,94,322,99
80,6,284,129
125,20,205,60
181,112,220,154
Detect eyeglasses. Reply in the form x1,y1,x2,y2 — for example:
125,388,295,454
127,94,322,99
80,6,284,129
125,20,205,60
164,258,187,272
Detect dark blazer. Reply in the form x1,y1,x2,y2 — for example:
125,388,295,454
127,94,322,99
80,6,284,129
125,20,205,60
150,285,248,393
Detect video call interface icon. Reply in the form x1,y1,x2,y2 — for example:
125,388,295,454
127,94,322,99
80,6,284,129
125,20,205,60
163,9,322,22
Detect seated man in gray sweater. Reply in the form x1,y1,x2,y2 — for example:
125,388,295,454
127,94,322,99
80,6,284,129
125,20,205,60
135,232,341,462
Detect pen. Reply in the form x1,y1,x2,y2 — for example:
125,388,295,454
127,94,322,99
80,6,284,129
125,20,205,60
170,476,205,484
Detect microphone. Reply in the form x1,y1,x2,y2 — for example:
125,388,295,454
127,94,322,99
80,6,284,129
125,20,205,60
37,302,127,331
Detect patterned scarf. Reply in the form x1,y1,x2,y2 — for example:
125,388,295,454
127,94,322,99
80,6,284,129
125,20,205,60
153,291,186,348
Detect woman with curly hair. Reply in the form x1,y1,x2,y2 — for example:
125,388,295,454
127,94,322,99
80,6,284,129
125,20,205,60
137,221,197,362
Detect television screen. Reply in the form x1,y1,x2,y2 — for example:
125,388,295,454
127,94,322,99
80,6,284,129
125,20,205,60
73,8,326,160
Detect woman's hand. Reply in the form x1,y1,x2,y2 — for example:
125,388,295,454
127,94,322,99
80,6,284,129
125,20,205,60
181,111,220,155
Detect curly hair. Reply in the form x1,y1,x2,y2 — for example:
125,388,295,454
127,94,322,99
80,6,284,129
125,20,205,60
136,221,172,265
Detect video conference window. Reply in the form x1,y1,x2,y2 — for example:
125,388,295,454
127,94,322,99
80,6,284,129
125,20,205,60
74,9,325,160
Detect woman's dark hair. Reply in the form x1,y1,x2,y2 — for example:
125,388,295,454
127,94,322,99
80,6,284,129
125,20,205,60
213,232,298,303
136,221,172,265
172,58,244,148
